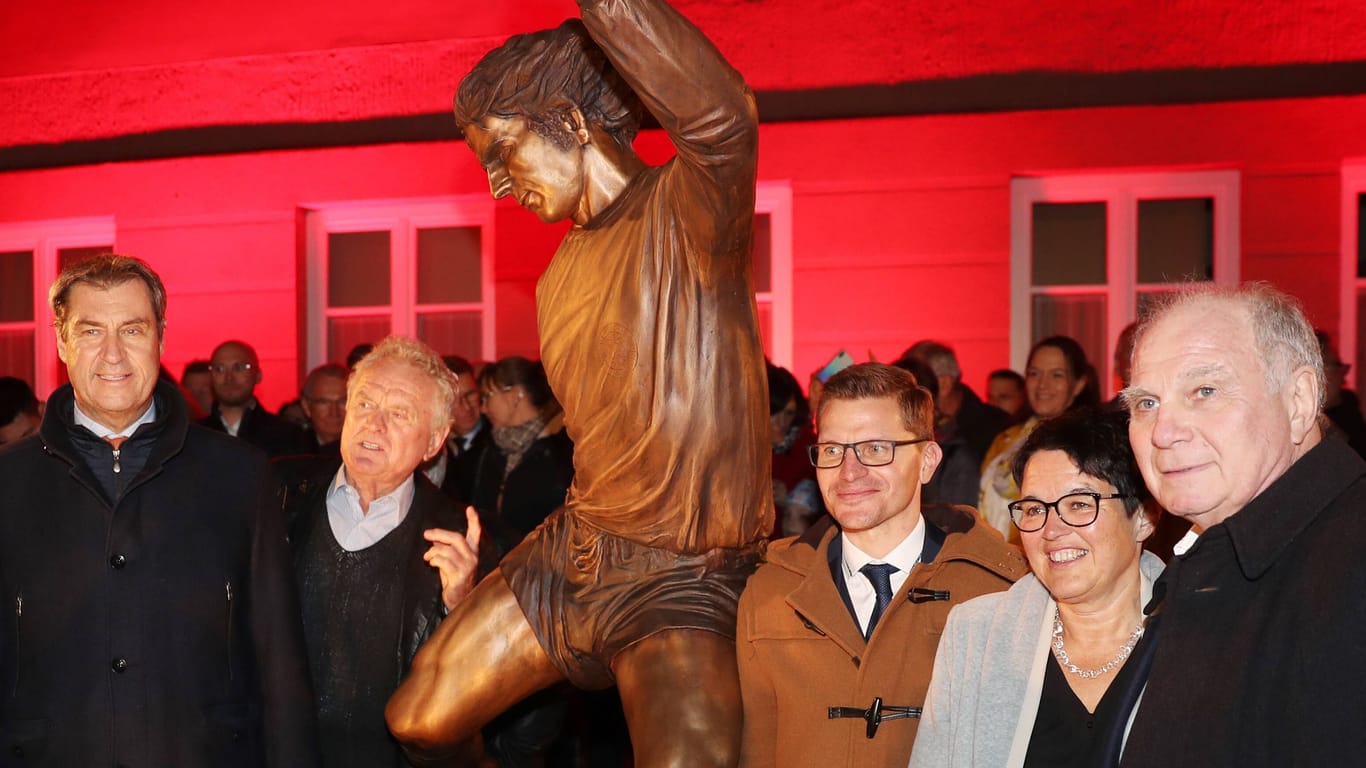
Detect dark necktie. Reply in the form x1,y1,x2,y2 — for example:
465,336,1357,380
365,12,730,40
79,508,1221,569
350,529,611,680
104,435,127,474
860,562,898,639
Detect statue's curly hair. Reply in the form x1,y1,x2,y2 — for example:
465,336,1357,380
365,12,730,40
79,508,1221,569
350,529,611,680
454,19,642,146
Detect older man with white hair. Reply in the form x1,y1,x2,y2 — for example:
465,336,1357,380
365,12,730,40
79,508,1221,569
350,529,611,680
275,337,490,767
1115,283,1366,766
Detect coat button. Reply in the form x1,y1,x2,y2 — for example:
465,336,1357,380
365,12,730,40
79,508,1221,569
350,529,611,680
110,554,127,569
112,657,129,673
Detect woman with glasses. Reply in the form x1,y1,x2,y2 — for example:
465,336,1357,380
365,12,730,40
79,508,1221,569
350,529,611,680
979,335,1097,540
470,356,574,557
909,408,1163,768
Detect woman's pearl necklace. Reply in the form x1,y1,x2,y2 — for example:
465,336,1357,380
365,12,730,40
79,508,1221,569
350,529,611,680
1051,608,1145,679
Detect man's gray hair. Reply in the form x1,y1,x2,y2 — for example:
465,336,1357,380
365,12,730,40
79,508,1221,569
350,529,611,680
350,336,458,433
901,340,961,382
1135,282,1324,410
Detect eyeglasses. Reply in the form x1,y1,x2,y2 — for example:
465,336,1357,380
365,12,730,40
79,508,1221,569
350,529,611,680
209,362,255,375
1007,492,1133,532
456,390,480,406
481,385,513,405
808,438,930,469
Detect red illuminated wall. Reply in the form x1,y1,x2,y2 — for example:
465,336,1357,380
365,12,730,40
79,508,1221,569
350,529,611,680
2,0,1365,406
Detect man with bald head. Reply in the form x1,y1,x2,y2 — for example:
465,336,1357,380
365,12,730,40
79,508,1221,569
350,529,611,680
1116,283,1366,766
202,339,306,456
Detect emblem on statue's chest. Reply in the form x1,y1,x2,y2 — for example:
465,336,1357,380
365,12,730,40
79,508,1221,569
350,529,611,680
596,322,638,377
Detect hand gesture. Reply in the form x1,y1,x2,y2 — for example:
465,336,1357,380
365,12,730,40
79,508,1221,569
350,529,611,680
423,506,483,614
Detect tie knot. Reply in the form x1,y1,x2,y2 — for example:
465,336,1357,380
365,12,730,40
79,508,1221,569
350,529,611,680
857,560,901,582
104,435,128,451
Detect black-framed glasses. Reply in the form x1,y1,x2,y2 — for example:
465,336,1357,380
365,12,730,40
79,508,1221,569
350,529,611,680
209,362,255,375
808,438,930,469
1007,492,1133,532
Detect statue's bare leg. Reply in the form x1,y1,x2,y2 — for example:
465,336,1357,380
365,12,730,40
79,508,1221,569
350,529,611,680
612,628,743,768
387,569,563,761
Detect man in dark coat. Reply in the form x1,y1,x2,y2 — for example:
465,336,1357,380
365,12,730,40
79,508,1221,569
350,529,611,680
201,339,309,457
0,254,318,767
278,337,557,767
1116,283,1366,766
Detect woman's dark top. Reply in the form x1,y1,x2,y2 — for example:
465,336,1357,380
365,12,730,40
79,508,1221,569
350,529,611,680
1024,639,1146,767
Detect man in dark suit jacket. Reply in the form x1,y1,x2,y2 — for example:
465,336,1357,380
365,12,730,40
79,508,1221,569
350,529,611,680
201,339,309,457
427,355,491,504
0,255,318,766
275,337,487,767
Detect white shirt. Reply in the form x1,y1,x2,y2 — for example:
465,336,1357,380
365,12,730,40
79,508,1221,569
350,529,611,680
325,467,416,552
74,401,157,441
841,514,927,636
1172,527,1201,556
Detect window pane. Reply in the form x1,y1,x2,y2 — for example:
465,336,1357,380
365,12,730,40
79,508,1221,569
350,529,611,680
751,213,771,293
1032,202,1106,286
0,330,35,386
417,311,483,361
1137,198,1213,282
328,231,390,307
1031,293,1107,382
57,245,112,273
0,250,33,322
327,315,390,363
417,226,482,304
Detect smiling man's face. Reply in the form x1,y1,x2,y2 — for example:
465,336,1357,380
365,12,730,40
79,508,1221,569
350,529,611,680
57,280,161,433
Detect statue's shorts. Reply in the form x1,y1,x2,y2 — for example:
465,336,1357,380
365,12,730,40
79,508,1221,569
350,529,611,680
500,507,763,690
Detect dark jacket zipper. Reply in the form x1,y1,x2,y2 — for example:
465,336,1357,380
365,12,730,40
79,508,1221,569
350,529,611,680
224,580,234,682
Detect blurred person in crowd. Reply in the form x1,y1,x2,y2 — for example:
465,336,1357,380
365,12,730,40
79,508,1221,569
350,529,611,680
980,336,1094,539
180,359,214,416
896,356,980,507
768,361,824,537
470,356,574,557
201,339,307,457
1316,329,1366,457
0,376,41,448
986,368,1031,424
900,340,1008,467
298,362,348,455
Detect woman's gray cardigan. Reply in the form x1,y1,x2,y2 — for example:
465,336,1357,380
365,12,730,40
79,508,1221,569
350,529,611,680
908,551,1165,768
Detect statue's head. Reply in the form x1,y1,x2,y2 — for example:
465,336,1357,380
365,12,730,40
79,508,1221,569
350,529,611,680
455,20,643,223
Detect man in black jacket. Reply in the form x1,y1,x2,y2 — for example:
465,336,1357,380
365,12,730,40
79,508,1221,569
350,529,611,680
201,339,308,457
1117,283,1366,766
277,337,484,767
0,254,319,766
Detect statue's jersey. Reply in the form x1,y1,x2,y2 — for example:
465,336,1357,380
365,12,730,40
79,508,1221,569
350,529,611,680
537,163,771,554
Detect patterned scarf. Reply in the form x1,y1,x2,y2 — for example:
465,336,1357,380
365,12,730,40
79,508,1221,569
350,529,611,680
492,413,548,478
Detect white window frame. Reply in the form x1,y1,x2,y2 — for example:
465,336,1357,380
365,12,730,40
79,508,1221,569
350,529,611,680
0,216,116,396
301,197,495,371
756,181,794,370
1010,170,1240,396
1339,161,1366,390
